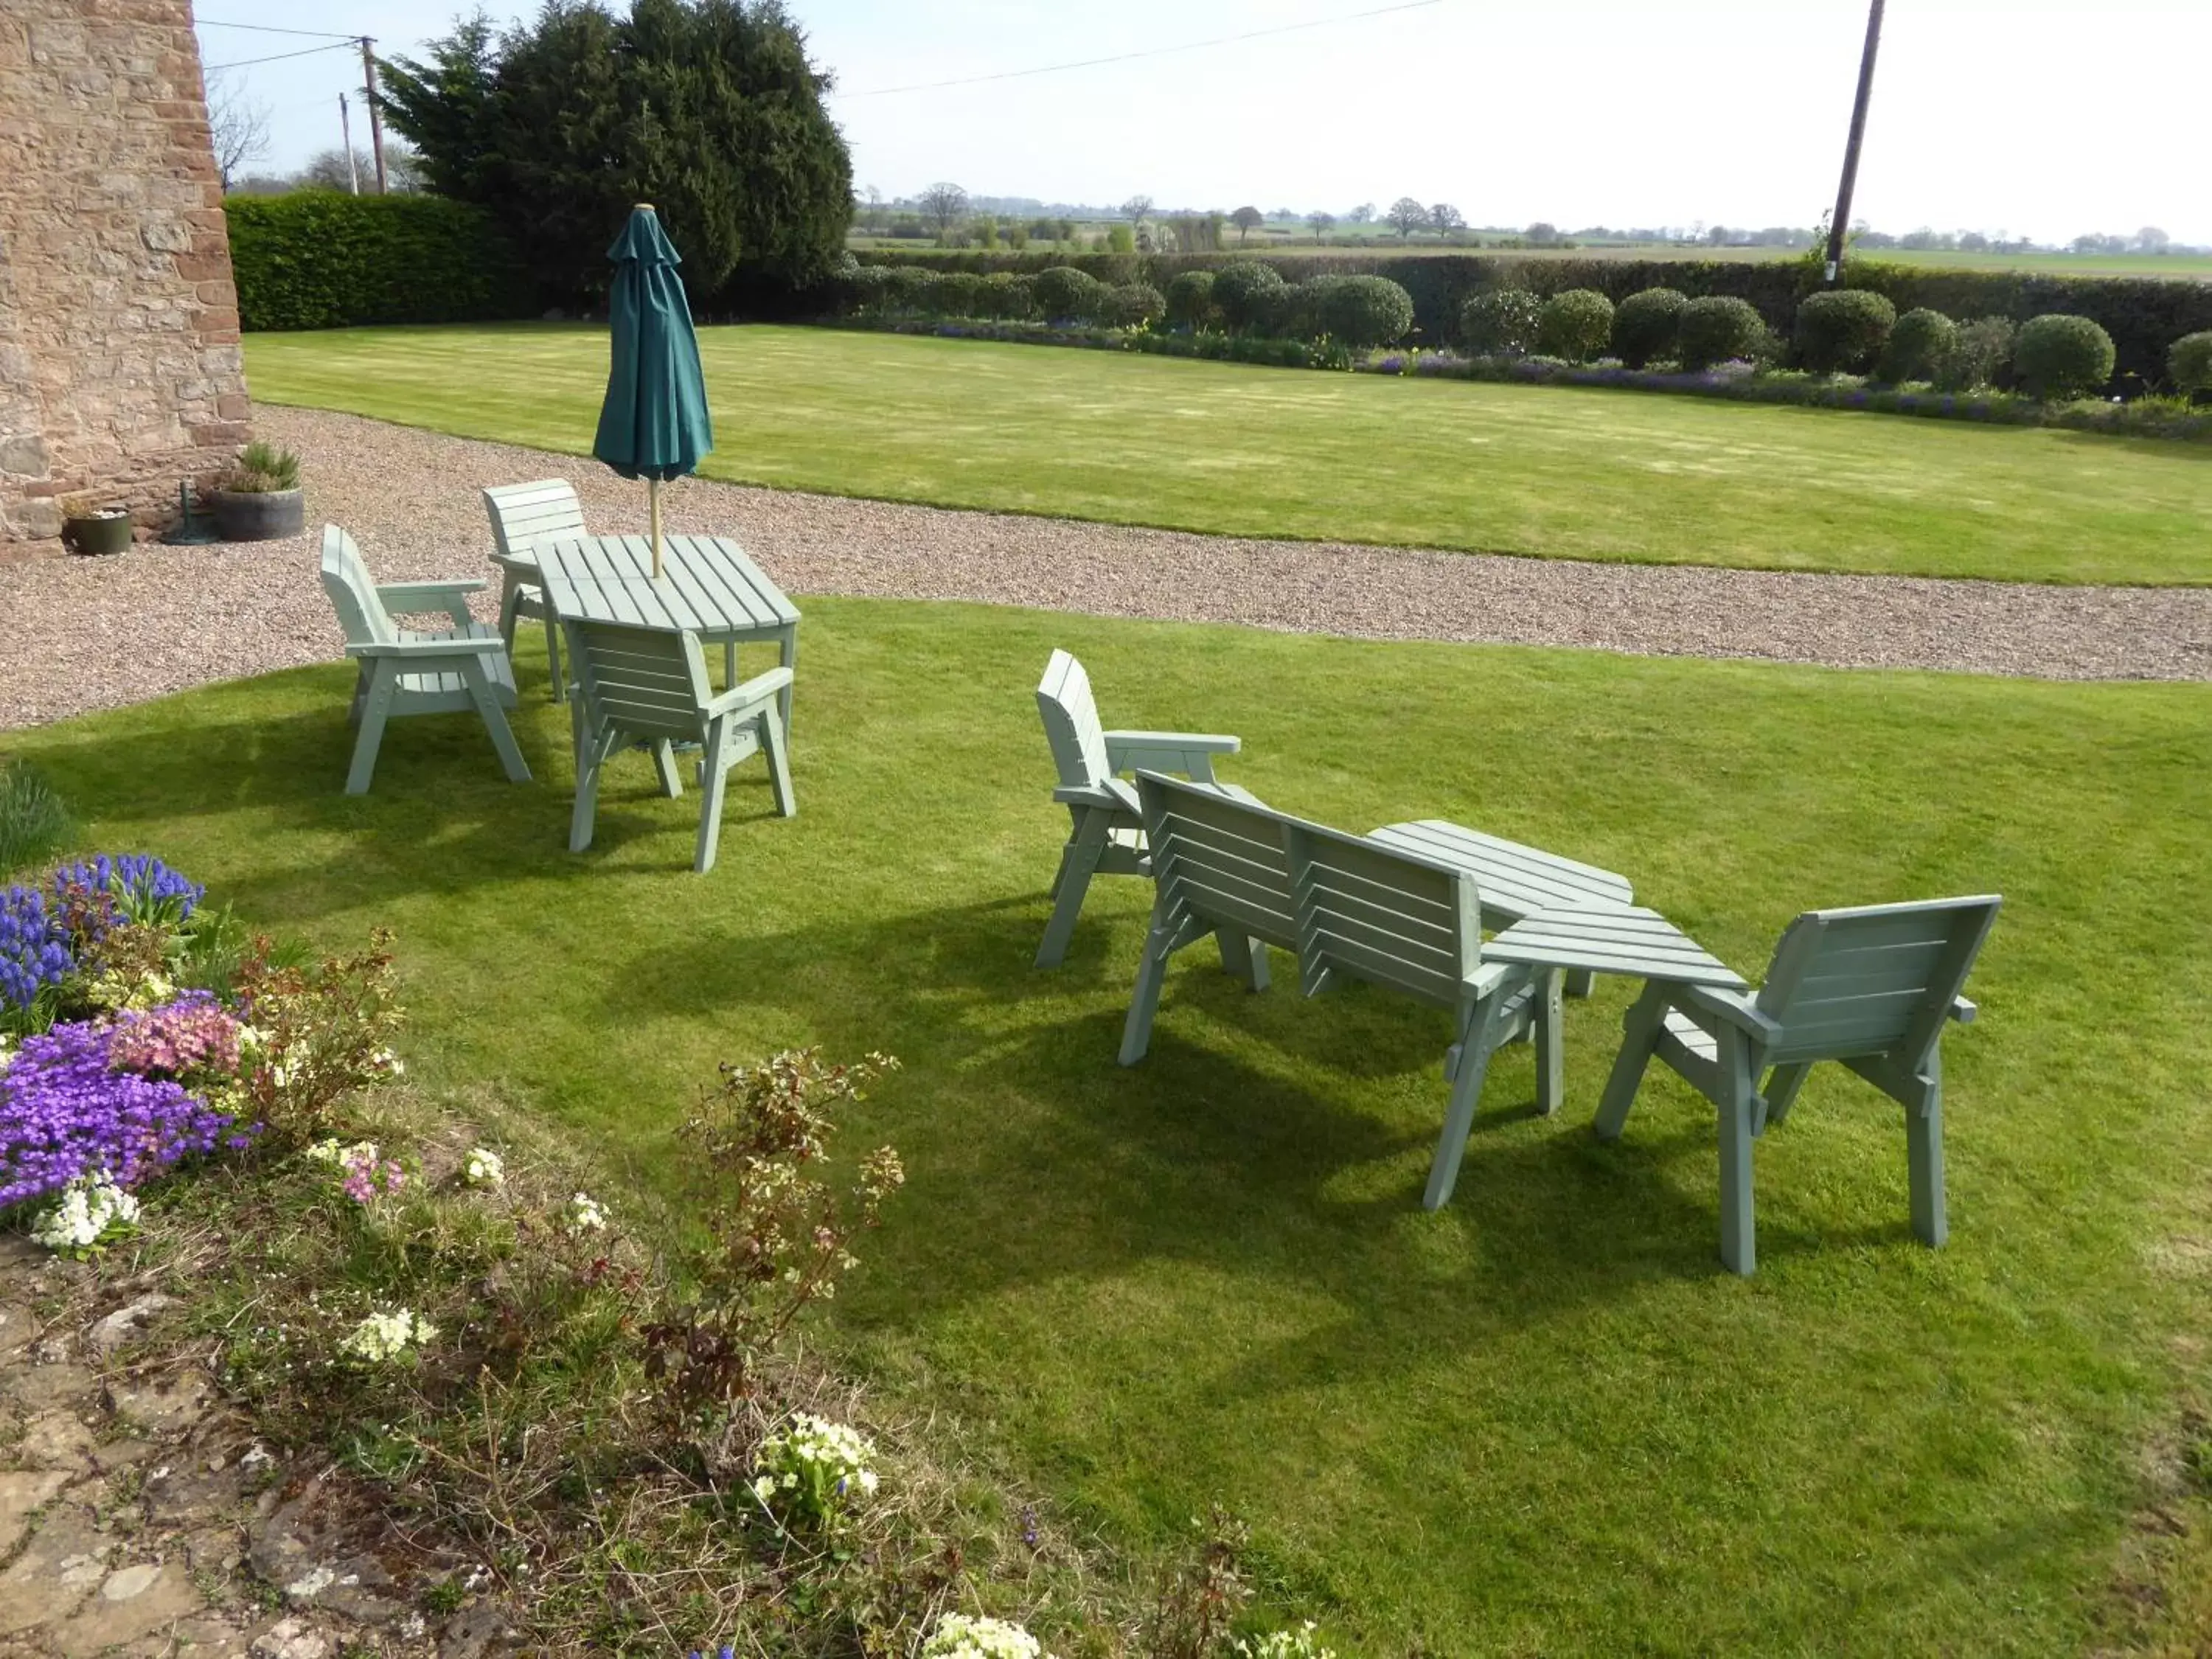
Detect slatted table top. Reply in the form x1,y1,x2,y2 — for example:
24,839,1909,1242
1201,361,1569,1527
1487,903,1748,990
532,534,799,639
1368,818,1634,925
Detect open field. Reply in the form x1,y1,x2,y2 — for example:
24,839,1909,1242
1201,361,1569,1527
245,324,2212,587
9,600,2211,1652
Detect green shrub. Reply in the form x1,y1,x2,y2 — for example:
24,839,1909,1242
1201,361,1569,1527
1794,289,1897,374
226,192,533,330
0,762,72,877
1034,265,1105,323
1537,288,1615,364
1677,296,1767,370
1610,288,1686,367
1099,282,1165,328
1936,316,2015,391
1459,289,1544,356
225,440,301,493
917,271,984,318
2169,331,2212,394
1211,262,1288,333
1164,270,1217,330
975,271,1037,321
2014,313,2116,400
1878,307,1958,383
1307,274,1414,347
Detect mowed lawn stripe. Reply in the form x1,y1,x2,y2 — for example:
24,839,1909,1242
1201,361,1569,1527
243,322,2212,587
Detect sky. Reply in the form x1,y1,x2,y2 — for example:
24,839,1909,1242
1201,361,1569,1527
192,0,2212,245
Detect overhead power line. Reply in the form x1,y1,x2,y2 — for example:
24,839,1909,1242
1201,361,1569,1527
195,18,359,39
836,0,1446,98
202,40,359,72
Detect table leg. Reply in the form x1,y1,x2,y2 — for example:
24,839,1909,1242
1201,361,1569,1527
1567,970,1596,999
724,639,737,692
777,625,798,741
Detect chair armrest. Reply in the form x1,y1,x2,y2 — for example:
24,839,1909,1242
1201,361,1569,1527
1680,983,1784,1045
1105,730,1241,782
1052,782,1133,812
1949,996,1978,1024
704,664,794,718
377,579,486,603
344,636,511,659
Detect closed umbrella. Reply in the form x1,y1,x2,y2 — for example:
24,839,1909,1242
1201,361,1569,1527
592,203,714,580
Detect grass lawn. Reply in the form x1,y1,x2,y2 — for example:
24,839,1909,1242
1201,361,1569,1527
244,324,2212,586
9,601,2211,1653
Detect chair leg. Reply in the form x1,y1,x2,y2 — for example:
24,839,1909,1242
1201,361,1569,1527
761,706,796,817
542,608,566,705
1531,967,1565,1116
462,657,531,784
693,720,731,874
1762,1062,1813,1127
1425,992,1506,1210
344,664,397,795
1594,981,1667,1140
1117,902,1179,1065
1566,970,1596,1000
1718,1086,1759,1276
1215,932,1270,992
651,740,684,799
1037,810,1112,969
1905,1051,1947,1249
498,579,523,651
569,725,618,853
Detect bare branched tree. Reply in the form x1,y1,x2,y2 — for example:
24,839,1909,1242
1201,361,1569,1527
1306,210,1336,243
1385,197,1429,240
205,69,271,192
918,182,969,238
1120,195,1153,226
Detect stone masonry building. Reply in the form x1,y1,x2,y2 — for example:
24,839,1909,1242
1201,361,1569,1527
0,0,250,551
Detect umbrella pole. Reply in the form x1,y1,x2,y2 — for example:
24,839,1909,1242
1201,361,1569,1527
649,476,662,579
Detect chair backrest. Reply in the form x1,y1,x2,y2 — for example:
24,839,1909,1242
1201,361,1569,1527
1753,895,2001,1068
484,479,586,563
1135,773,1483,1011
1037,649,1110,792
565,617,712,744
320,524,393,646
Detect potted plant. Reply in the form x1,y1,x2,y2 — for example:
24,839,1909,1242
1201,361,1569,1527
58,495,134,556
211,441,305,541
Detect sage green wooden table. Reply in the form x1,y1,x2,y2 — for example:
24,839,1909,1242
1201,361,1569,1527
532,534,799,734
1486,903,1747,991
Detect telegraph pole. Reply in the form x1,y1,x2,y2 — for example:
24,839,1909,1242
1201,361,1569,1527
338,94,360,194
1823,0,1885,283
358,36,389,194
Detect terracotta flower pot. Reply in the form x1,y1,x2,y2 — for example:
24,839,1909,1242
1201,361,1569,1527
212,487,305,542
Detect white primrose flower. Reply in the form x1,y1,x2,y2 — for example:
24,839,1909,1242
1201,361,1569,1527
564,1192,606,1234
0,1034,14,1076
305,1138,378,1168
369,1047,404,1077
920,1613,1050,1659
29,1173,140,1253
1235,1624,1337,1659
461,1147,505,1189
752,1412,881,1520
339,1308,437,1363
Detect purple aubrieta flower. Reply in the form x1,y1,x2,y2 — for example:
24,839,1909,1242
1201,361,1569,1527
0,1015,248,1208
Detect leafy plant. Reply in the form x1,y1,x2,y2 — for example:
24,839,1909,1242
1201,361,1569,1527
0,762,72,877
1537,288,1615,364
1879,307,1959,383
232,929,406,1145
224,441,301,494
1143,1505,1251,1659
1676,295,1767,371
1459,288,1544,357
2014,313,2117,400
1936,315,2017,392
1794,289,1897,374
2169,330,2212,396
1610,287,1687,367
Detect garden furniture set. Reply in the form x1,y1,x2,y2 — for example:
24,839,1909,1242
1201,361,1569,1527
1035,651,2000,1276
313,479,801,872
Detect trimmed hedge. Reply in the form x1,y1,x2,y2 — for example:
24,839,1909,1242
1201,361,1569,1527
848,248,2212,392
1537,289,1614,364
2014,314,2116,401
1879,308,1959,383
1164,270,1217,330
1795,289,1896,374
1459,290,1543,356
1211,262,1288,332
227,192,534,331
1611,288,1686,368
1677,296,1766,371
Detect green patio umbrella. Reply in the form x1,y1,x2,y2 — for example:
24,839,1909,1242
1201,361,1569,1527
592,203,714,579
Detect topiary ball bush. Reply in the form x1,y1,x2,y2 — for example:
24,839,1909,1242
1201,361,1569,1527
1794,288,1897,374
1676,296,1767,371
1537,288,1615,364
2014,313,2116,400
1164,269,1217,330
2169,330,2212,396
1877,307,1958,383
1034,266,1106,324
977,271,1037,321
1611,288,1686,368
919,271,985,319
1099,282,1165,329
1312,274,1414,347
1459,289,1545,357
1211,262,1290,333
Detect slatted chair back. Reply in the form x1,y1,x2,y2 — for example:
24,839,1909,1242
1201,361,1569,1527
1036,648,1111,793
320,525,394,647
484,479,586,560
1752,895,2001,1072
566,618,714,747
1291,821,1482,1012
1138,772,1301,956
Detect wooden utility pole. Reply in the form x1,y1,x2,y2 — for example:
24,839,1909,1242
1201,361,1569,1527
359,36,389,194
338,94,360,194
1823,0,1885,284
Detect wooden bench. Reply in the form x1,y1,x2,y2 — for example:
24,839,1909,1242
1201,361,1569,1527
1121,771,1561,1208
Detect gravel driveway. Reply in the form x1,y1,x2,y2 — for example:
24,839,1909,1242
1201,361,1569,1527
4,403,2208,731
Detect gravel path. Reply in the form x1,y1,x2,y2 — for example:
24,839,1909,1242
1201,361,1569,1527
4,403,2208,730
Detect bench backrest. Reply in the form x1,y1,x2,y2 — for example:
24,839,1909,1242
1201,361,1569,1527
320,524,392,647
484,479,586,563
565,616,712,745
1036,649,1111,793
1136,772,1483,1012
1753,895,2001,1068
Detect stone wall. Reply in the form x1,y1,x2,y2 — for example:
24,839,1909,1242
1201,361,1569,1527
0,0,250,550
